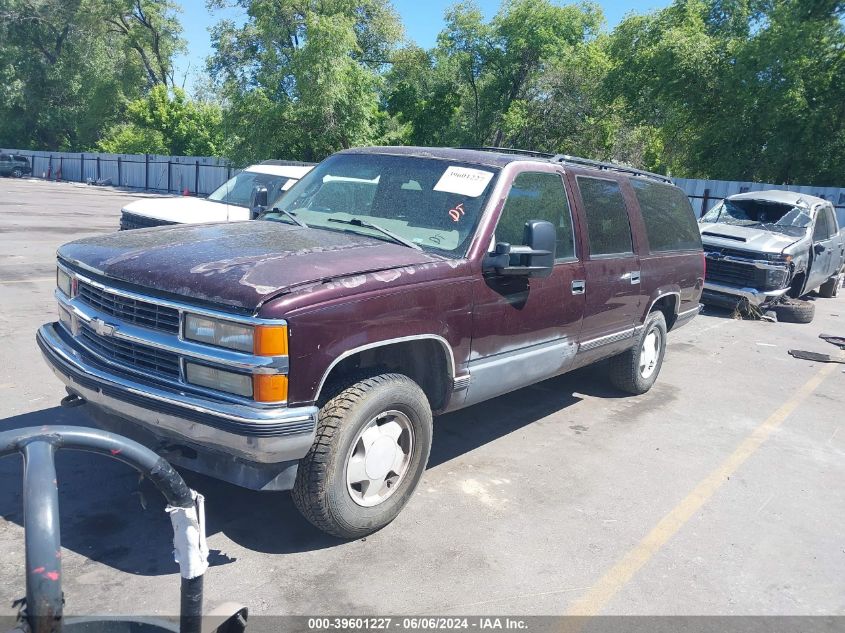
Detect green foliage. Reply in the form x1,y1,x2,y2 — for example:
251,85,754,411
604,0,845,184
208,0,402,163
1,0,843,186
0,0,184,151
97,85,223,155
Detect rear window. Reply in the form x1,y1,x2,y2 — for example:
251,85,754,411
576,176,633,256
631,179,702,252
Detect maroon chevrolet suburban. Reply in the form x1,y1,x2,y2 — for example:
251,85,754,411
38,147,704,538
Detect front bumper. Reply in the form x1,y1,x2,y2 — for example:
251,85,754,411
702,282,790,307
37,322,318,490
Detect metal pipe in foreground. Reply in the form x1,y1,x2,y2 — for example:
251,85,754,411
22,441,63,633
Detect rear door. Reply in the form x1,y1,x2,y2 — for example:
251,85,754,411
466,166,585,406
569,174,643,351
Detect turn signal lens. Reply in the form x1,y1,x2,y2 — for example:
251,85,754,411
254,325,288,356
253,374,288,403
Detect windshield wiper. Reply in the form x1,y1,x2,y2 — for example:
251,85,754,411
328,217,421,250
267,207,308,228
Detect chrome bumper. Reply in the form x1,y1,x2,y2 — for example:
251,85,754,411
37,323,319,489
702,282,790,306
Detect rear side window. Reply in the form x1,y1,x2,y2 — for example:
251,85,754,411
495,172,576,261
631,179,702,252
576,176,633,256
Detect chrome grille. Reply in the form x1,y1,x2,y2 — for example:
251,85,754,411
77,281,180,334
79,323,180,379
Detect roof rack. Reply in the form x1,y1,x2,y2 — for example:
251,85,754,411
551,154,672,183
457,146,672,183
260,159,317,166
457,146,556,159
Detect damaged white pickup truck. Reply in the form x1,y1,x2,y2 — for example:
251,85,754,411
699,190,845,323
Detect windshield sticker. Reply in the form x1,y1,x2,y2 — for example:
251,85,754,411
434,166,494,197
448,202,466,222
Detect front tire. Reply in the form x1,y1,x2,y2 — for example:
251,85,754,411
11,167,22,178
771,298,815,323
292,373,433,539
818,274,840,299
608,311,667,395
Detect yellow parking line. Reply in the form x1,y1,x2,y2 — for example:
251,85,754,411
0,277,54,284
566,363,837,616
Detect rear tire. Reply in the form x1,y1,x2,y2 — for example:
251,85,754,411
818,275,840,298
11,167,22,178
771,298,815,323
292,373,433,539
609,311,667,395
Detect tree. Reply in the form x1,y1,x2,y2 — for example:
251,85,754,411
97,85,223,155
604,0,845,184
384,0,605,149
208,0,403,163
0,0,184,150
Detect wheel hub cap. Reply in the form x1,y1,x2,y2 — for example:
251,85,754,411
639,330,661,379
345,410,414,507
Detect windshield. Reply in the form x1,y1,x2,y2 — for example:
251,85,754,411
700,198,812,234
208,171,293,207
261,153,498,256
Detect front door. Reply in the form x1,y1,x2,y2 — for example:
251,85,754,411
807,205,837,290
569,174,643,352
465,168,585,407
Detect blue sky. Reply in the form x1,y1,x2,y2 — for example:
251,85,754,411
173,0,670,92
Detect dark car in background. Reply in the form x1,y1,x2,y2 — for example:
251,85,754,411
0,153,32,178
38,146,704,538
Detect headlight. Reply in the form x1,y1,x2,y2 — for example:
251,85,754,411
185,362,253,397
183,314,287,355
184,314,254,352
57,268,73,297
764,252,793,263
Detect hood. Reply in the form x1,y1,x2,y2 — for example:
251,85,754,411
123,197,234,224
698,222,805,253
58,221,442,310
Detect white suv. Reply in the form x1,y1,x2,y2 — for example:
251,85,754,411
119,161,314,230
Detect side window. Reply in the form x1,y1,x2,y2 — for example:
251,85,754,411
813,208,831,241
824,207,838,236
631,179,702,252
576,176,633,256
495,172,575,261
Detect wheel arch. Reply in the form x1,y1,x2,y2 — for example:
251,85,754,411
642,290,680,330
314,335,456,411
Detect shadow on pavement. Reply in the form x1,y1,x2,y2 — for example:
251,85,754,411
0,364,626,576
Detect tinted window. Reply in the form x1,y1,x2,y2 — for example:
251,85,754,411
813,209,831,241
577,176,633,256
495,172,575,260
631,179,702,252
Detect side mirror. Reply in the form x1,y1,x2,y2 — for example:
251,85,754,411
483,220,556,278
251,186,269,215
814,242,826,255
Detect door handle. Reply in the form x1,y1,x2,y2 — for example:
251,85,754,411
571,280,586,295
629,271,641,285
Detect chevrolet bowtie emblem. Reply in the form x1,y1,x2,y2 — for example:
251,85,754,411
91,318,117,337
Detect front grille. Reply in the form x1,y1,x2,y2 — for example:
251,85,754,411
705,258,766,287
120,212,177,231
79,323,180,380
77,281,180,334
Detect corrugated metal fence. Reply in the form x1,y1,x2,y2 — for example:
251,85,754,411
671,177,845,218
4,148,845,213
2,149,234,196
